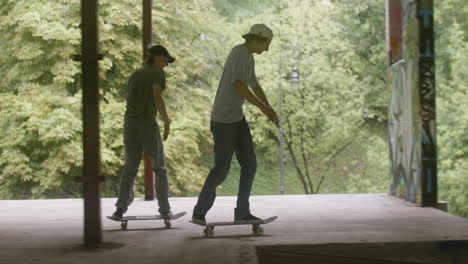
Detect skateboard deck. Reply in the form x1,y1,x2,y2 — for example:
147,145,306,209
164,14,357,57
190,216,278,237
107,211,186,230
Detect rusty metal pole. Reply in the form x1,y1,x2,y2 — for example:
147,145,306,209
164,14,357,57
81,0,102,247
143,0,155,201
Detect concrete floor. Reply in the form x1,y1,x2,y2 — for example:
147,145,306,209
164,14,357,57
1,194,467,264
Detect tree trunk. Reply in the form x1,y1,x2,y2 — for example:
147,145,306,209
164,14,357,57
301,137,315,194
285,138,310,194
285,116,310,194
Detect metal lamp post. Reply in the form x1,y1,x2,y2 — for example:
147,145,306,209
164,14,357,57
278,55,285,195
288,64,301,85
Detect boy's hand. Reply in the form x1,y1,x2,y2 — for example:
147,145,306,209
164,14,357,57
261,106,279,127
163,120,170,141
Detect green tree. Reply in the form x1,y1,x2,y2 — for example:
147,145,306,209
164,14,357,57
434,0,468,217
334,0,388,122
224,0,374,194
0,0,83,198
0,0,465,220
0,0,230,198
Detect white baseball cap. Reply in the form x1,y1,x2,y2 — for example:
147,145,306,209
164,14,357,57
242,24,273,40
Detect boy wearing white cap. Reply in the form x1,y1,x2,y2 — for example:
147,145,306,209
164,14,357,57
192,24,279,224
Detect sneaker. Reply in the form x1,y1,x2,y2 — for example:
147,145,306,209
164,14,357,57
110,208,124,220
234,213,262,224
160,211,174,220
191,213,206,225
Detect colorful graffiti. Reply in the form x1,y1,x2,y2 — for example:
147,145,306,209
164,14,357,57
386,0,436,206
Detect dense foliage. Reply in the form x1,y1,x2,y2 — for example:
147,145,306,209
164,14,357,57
0,0,465,217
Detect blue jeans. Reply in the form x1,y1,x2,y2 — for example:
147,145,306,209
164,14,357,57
194,118,257,217
115,115,170,214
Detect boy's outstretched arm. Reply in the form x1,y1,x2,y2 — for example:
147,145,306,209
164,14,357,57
251,86,272,107
233,80,279,127
153,83,170,141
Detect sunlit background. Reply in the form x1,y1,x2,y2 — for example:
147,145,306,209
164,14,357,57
0,0,466,218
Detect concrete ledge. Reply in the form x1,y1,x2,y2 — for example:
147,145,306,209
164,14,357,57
1,194,467,264
434,201,448,212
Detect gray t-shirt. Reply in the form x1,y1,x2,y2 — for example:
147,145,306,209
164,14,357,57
211,44,259,123
125,65,166,119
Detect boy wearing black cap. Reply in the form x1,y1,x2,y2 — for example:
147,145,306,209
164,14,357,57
192,24,279,225
111,45,176,220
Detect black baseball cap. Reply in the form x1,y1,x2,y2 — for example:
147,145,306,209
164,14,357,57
148,45,176,63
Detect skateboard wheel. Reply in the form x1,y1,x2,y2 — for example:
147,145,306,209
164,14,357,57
121,221,128,230
164,220,171,229
257,227,264,235
253,226,264,235
207,229,214,237
204,227,214,237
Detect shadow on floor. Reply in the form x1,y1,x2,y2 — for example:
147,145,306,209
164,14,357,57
256,241,468,264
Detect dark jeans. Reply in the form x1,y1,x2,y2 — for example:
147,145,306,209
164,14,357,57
194,118,257,218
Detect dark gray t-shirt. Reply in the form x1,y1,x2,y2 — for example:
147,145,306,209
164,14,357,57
211,44,259,123
125,65,166,119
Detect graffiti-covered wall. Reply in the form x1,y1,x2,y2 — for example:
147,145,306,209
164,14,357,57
386,0,436,206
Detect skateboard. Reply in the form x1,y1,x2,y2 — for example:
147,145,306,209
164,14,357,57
106,212,186,230
190,216,278,237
